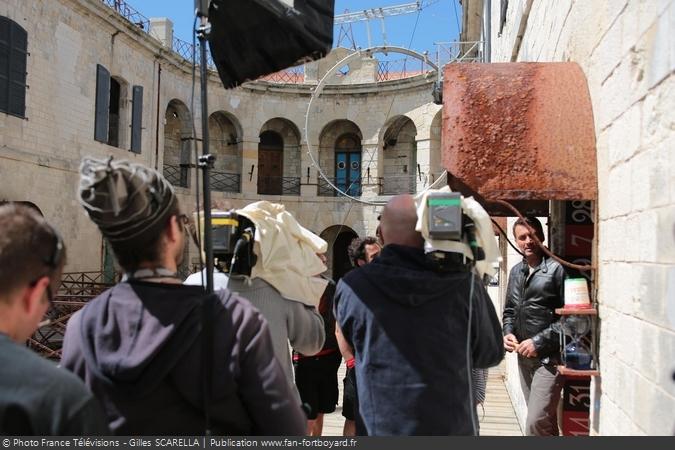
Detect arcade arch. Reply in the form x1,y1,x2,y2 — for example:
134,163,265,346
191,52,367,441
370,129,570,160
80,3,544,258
319,225,358,281
209,111,242,193
380,115,417,195
258,118,302,195
162,99,192,188
318,120,363,197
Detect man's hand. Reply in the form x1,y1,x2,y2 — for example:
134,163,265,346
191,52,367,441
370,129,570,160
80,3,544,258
516,338,538,358
503,334,519,352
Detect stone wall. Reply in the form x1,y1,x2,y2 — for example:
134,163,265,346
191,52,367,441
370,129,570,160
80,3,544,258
0,0,442,276
487,0,675,435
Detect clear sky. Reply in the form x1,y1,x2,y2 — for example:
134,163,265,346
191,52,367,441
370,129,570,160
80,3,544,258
129,0,462,58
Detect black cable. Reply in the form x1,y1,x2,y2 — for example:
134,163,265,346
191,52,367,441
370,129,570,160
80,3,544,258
407,10,421,49
466,271,478,436
189,13,213,437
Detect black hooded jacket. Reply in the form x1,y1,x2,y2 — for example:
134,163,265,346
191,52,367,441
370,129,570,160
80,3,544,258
61,281,305,435
335,244,504,436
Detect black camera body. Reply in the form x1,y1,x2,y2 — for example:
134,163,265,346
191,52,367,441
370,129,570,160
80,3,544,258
424,192,485,272
211,211,257,276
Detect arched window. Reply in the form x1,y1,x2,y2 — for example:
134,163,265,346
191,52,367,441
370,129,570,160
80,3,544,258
0,16,28,118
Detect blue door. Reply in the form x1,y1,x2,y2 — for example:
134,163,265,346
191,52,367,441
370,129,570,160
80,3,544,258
335,152,361,196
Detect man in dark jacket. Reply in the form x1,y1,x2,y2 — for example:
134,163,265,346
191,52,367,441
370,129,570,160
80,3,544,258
502,216,566,436
335,195,504,436
61,157,305,435
0,203,109,436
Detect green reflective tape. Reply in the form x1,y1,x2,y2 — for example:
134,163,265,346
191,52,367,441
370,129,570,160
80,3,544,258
428,198,461,206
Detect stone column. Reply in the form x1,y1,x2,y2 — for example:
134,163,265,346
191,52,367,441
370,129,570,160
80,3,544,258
240,136,259,195
361,139,380,199
415,138,432,193
301,142,319,197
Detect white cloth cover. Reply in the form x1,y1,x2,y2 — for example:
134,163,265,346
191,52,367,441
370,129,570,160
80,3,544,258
414,187,500,278
184,269,230,290
235,201,328,307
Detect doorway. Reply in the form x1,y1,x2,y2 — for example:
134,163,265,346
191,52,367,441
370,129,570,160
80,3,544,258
258,130,283,195
334,134,361,196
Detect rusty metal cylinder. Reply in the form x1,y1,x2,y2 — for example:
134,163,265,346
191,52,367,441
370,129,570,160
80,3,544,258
442,62,597,201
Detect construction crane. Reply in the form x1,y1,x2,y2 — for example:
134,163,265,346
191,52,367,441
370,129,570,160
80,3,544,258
334,1,438,48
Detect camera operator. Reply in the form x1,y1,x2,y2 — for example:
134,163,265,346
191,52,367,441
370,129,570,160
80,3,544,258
224,208,325,394
61,158,305,435
334,194,504,435
185,203,325,395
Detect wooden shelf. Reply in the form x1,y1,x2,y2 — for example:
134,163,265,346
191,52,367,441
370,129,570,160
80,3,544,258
557,366,600,377
555,307,597,315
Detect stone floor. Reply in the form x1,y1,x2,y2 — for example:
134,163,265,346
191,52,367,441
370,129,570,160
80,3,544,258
319,362,522,436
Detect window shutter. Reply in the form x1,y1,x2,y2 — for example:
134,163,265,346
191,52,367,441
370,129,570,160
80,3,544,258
94,64,110,143
130,85,143,153
0,17,28,117
0,18,10,113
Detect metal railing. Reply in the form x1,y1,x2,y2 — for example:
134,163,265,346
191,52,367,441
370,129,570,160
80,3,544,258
210,170,240,193
378,175,417,195
318,177,362,197
434,41,485,66
163,163,189,188
282,177,301,195
60,271,114,296
30,271,115,360
257,176,301,195
172,36,196,62
100,0,150,30
376,58,432,81
172,37,217,69
258,66,305,83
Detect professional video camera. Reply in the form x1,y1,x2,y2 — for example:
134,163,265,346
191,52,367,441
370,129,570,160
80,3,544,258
209,211,257,277
422,191,488,273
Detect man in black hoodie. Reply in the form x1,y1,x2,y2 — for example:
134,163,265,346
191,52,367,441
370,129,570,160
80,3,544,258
334,195,504,435
61,157,305,435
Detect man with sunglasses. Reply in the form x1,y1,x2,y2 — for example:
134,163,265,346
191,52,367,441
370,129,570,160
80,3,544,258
61,157,305,435
0,203,109,435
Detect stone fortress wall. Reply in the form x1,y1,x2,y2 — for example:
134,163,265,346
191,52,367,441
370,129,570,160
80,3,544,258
0,0,442,277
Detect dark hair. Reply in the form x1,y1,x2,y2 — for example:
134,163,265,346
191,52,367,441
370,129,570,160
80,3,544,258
0,203,67,299
348,236,379,267
108,201,181,271
512,216,545,241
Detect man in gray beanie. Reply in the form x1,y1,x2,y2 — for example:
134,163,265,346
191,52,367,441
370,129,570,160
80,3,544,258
61,157,305,435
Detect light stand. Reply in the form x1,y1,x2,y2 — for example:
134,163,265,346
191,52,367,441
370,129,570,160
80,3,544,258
194,7,215,437
196,8,214,294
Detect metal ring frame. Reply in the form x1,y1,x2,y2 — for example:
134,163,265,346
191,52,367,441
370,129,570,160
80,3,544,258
303,46,440,206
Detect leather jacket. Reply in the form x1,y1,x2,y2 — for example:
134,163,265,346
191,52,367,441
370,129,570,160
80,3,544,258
503,255,565,360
